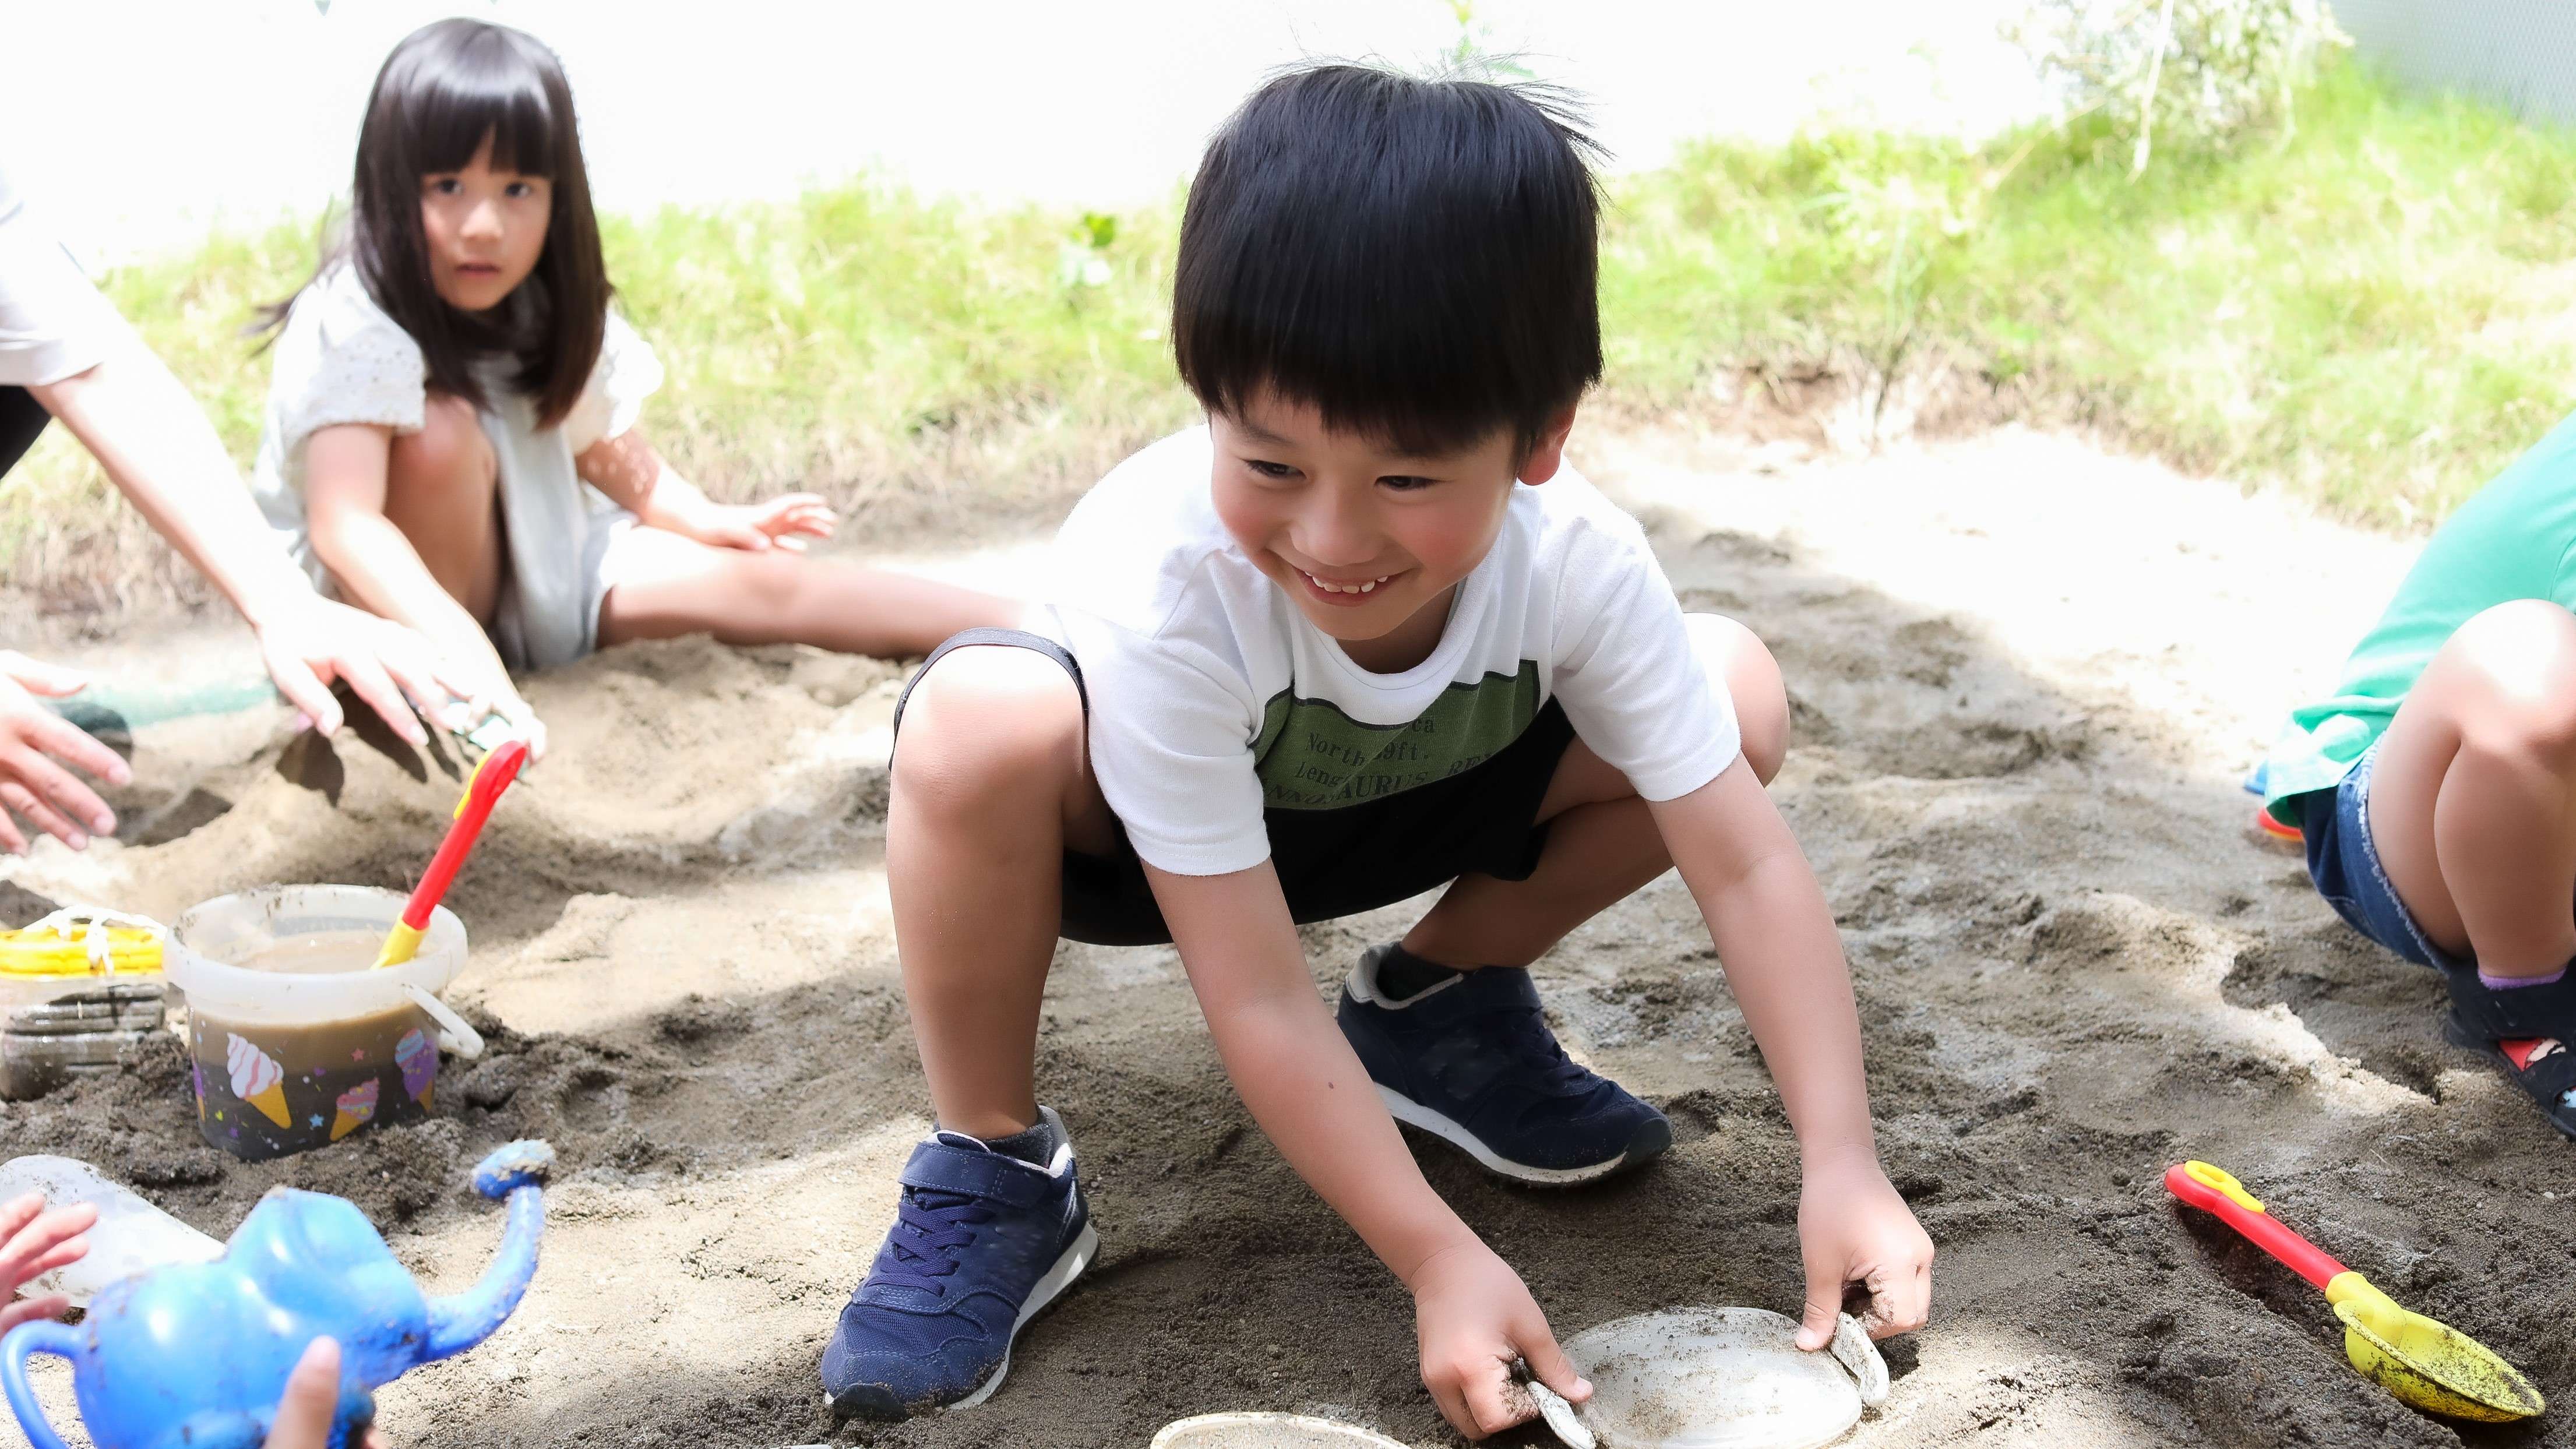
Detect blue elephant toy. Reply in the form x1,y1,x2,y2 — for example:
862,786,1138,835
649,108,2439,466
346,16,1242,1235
1,1140,553,1449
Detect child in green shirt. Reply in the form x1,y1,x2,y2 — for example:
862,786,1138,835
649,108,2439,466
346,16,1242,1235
2264,410,2576,1138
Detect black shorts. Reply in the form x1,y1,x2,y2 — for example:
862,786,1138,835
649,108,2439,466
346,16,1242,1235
892,627,1576,947
0,386,49,481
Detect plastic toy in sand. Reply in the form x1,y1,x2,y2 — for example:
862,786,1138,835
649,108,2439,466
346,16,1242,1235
0,908,169,1100
1545,1308,1891,1449
1150,1413,1409,1448
375,738,527,970
2165,1161,2545,1423
167,884,484,1161
1,1140,554,1449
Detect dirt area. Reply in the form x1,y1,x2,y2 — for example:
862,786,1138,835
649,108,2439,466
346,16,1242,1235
3,420,2571,1449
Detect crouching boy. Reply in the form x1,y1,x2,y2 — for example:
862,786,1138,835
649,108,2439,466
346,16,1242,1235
823,64,1936,1439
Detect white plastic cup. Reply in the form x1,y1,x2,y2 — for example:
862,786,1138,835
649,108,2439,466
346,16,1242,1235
165,886,482,1161
0,1155,223,1307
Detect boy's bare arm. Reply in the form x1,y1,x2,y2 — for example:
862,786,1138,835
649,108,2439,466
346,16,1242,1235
1146,859,1474,1278
1145,861,1588,1439
1650,759,1934,1345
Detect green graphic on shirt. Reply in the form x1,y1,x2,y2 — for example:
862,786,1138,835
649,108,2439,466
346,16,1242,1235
1253,661,1542,810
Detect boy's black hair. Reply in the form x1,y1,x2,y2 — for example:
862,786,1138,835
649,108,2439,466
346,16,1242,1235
1172,64,1604,460
262,19,607,428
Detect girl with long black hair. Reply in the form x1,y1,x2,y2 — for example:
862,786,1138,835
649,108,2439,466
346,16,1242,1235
251,19,1014,754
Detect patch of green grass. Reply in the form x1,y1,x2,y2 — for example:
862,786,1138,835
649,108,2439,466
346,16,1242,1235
12,62,2575,608
1607,62,2576,526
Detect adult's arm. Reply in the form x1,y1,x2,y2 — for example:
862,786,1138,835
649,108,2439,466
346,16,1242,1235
30,339,467,745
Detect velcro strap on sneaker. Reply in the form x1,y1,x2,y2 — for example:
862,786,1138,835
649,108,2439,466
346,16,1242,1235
899,1140,1055,1208
2446,968,2576,1041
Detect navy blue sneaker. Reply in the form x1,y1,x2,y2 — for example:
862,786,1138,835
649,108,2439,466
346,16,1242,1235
1338,944,1670,1185
822,1106,1097,1420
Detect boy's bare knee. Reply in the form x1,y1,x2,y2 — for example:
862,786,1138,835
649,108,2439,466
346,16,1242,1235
2450,601,2576,766
893,648,1086,815
1687,614,1788,785
388,394,493,493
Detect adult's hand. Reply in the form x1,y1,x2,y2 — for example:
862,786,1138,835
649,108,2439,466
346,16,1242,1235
251,596,480,747
266,1337,388,1449
0,652,129,852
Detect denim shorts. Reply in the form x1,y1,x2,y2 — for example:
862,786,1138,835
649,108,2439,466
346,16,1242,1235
2296,742,2468,973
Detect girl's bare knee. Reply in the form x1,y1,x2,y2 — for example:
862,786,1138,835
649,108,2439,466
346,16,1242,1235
387,394,494,496
1687,614,1788,784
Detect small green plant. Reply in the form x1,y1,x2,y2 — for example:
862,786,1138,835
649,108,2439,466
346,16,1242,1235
2010,0,2351,174
1057,210,1118,295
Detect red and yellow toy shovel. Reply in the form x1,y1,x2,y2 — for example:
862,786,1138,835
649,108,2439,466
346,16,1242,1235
2165,1161,2545,1422
375,738,530,969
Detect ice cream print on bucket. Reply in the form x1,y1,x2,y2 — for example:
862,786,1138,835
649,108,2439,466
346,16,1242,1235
168,886,484,1162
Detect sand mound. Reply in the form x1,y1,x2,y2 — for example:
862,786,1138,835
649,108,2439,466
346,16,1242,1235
2,424,2568,1448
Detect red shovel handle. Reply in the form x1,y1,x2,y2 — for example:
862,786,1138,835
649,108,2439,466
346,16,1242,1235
2164,1161,2348,1291
399,739,530,931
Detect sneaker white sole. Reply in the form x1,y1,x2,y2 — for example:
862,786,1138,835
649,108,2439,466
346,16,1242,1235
1376,1085,1642,1186
822,1221,1099,1419
947,1220,1100,1412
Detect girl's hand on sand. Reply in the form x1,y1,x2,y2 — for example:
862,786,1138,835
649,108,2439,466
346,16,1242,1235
0,653,132,853
488,690,548,763
674,494,837,553
0,1192,96,1333
267,1337,389,1449
256,598,481,747
1409,1240,1591,1440
1795,1151,1933,1349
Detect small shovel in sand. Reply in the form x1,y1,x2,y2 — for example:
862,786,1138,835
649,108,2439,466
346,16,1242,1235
2163,1161,2545,1423
375,738,530,969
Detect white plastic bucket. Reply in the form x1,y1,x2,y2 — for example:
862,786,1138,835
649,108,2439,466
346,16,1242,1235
165,885,482,1160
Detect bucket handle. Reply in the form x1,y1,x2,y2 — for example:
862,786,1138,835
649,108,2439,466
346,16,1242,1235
401,984,485,1060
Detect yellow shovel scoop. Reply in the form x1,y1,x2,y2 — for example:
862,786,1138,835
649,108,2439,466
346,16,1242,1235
2166,1161,2545,1422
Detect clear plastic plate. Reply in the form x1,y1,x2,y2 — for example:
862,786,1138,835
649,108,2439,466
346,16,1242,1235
1556,1307,1888,1449
1150,1412,1412,1448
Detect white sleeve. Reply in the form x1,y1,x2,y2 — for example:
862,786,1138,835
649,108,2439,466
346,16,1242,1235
1070,615,1272,877
0,192,121,387
561,309,664,454
1549,522,1741,801
278,280,428,454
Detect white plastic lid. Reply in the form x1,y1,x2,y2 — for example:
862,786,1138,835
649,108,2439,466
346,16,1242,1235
1559,1307,1887,1449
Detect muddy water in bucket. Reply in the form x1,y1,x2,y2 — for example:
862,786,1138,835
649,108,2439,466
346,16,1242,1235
167,886,478,1162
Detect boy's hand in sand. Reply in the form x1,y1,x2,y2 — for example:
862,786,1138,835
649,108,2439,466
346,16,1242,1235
665,492,837,553
0,652,132,852
0,1192,97,1333
267,1337,389,1449
1795,1150,1933,1349
1409,1240,1590,1440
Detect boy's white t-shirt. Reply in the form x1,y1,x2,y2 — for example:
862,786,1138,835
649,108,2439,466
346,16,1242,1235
248,265,664,669
1045,426,1742,877
0,161,122,388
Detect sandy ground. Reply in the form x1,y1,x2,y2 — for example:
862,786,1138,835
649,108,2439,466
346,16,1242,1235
4,419,2572,1449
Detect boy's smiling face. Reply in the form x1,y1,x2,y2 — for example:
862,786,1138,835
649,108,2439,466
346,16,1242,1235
1210,392,1576,672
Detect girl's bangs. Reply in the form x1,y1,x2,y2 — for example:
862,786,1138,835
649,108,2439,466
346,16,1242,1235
413,63,563,177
